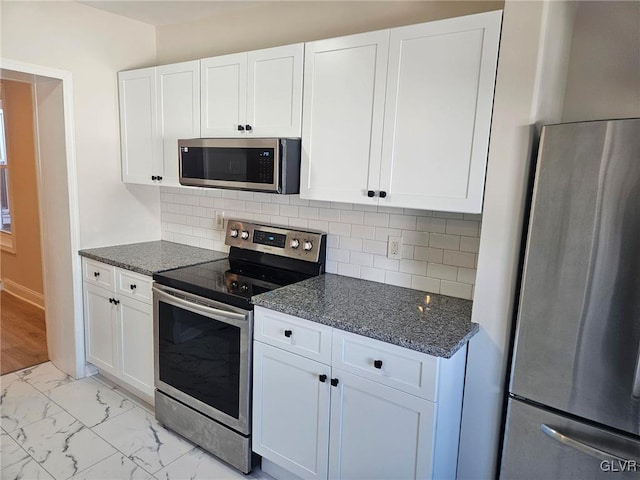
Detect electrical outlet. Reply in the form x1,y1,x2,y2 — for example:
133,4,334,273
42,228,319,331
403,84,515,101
214,210,225,230
387,236,402,260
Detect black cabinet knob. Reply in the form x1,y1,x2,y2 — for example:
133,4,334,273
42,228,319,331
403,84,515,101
284,329,292,338
237,125,245,131
245,124,252,131
113,299,120,306
367,190,375,198
130,284,136,290
374,360,383,369
151,175,157,181
319,374,327,383
379,191,387,198
108,297,113,304
157,176,163,181
331,378,339,387
94,271,100,277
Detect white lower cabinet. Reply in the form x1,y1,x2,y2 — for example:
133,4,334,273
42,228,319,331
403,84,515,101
252,306,466,480
82,258,154,403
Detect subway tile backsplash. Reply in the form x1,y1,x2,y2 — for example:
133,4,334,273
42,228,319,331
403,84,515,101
159,187,481,300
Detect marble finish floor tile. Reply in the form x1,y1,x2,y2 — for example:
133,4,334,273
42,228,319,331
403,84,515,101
92,407,194,474
9,410,117,479
0,373,19,389
16,362,74,395
1,456,55,480
48,377,135,428
69,453,151,480
153,448,247,480
0,378,63,433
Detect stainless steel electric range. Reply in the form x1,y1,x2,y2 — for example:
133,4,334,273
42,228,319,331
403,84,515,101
152,220,326,473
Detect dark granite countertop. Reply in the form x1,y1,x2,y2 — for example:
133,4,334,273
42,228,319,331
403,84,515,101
79,241,227,276
252,273,478,358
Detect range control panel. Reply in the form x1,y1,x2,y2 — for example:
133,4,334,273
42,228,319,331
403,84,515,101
225,220,326,263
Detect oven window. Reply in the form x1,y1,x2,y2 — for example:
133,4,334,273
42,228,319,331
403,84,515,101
158,301,240,419
181,147,275,184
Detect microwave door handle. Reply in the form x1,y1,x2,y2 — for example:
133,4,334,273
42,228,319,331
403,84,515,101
152,286,247,322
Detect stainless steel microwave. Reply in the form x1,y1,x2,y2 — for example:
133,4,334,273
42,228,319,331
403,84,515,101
178,138,301,193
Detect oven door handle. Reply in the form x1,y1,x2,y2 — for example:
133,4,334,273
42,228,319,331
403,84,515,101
153,285,248,322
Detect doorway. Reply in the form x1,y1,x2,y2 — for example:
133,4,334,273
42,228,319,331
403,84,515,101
0,62,85,380
0,77,48,374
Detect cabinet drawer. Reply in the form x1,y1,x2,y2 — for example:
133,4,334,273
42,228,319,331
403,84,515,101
83,258,115,289
254,307,332,365
116,269,152,303
332,330,439,401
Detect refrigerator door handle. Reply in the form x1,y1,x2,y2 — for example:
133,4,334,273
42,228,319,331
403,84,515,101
540,424,629,462
632,350,640,398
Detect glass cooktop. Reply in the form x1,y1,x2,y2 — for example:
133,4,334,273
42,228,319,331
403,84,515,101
153,258,313,310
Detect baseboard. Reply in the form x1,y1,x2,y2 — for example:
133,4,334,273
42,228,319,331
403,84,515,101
2,278,45,310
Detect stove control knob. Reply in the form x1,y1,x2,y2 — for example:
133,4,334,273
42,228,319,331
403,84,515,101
290,239,300,249
303,240,313,251
240,283,249,292
241,230,250,240
230,281,238,290
230,228,239,238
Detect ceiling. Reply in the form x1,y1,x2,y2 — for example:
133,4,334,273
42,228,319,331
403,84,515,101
77,1,261,27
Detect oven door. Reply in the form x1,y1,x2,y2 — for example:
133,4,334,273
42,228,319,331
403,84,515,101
152,284,252,435
179,138,280,192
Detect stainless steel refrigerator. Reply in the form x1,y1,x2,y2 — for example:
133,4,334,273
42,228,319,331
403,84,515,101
501,118,640,478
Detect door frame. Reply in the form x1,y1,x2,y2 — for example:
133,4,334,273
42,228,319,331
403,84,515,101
0,58,84,379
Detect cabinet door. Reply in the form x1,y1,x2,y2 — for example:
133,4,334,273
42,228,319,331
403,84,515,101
246,44,303,137
301,31,389,204
83,282,117,376
329,369,436,480
201,53,247,137
157,61,200,186
118,296,154,399
119,67,158,185
253,342,331,480
380,11,501,213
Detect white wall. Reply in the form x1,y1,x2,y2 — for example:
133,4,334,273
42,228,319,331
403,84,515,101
457,1,575,477
0,1,160,249
155,1,503,64
562,1,640,122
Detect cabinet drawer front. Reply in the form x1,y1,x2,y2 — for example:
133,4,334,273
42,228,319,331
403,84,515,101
116,269,152,303
254,307,332,364
332,330,439,401
83,259,115,289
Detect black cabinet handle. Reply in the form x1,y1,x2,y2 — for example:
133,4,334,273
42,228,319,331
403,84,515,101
374,360,383,369
367,190,375,198
284,329,292,338
331,378,339,387
108,297,113,304
237,125,245,131
319,374,327,383
151,175,157,181
157,176,163,181
245,124,252,131
379,191,387,198
113,299,120,306
130,284,137,290
94,271,100,278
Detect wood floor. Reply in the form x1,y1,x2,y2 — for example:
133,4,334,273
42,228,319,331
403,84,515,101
1,290,49,375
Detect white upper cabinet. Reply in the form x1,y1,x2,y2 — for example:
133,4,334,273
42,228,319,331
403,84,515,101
300,11,502,213
157,61,200,186
119,62,199,186
380,11,502,213
119,67,157,185
300,31,389,204
201,44,303,138
200,53,247,137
